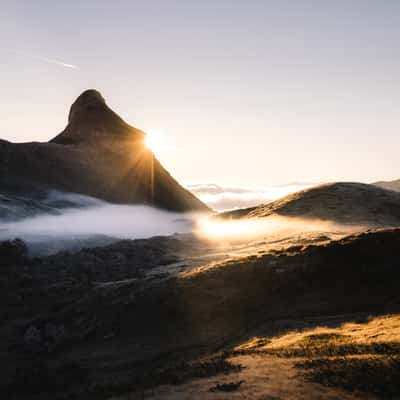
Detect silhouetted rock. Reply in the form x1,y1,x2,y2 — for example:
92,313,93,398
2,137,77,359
0,90,208,215
51,89,140,145
0,238,28,265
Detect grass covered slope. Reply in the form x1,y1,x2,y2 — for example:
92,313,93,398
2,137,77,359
374,178,400,192
235,314,400,398
222,182,400,226
2,228,400,398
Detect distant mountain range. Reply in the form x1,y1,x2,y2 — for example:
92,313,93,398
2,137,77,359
0,90,208,218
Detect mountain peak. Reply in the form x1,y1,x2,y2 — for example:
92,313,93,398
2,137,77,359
68,89,106,123
51,89,144,145
1,90,208,212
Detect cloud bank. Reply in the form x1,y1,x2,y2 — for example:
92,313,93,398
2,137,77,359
0,193,193,255
187,183,315,211
0,184,316,255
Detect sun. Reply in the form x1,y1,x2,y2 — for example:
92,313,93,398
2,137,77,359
144,131,158,152
145,130,168,154
144,130,179,154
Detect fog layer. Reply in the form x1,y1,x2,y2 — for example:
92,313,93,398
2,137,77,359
187,183,314,211
0,193,195,255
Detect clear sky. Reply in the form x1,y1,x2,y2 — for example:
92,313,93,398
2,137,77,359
1,1,400,186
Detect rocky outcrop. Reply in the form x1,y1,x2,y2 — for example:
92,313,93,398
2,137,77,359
0,90,208,213
0,238,28,265
50,89,144,145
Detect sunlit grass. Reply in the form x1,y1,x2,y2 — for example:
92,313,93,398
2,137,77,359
233,314,400,396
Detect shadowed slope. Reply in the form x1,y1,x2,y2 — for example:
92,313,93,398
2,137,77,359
0,90,208,212
1,228,400,399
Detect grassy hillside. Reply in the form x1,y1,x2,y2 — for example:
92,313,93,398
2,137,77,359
221,182,400,226
1,228,400,398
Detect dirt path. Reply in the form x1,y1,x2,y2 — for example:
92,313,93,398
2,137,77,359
128,354,371,400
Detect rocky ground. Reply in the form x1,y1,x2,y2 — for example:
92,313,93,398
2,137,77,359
1,223,400,399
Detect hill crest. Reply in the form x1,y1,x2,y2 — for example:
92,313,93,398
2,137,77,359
221,182,400,226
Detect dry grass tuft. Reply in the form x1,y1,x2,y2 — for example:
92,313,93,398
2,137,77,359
298,356,400,397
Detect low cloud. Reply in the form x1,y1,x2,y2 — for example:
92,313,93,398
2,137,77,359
0,193,193,255
187,183,315,211
0,184,318,255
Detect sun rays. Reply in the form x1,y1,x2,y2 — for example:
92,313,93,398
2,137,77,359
144,130,181,155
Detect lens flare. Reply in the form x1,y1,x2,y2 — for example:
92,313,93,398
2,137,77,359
144,130,180,154
195,214,364,243
144,131,160,152
196,217,281,241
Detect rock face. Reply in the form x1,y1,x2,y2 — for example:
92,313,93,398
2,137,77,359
222,182,400,226
0,90,208,212
51,90,141,145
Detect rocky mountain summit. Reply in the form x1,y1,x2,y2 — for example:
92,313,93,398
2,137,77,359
0,90,208,216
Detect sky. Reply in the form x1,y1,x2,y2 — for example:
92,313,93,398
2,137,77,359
1,0,400,187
